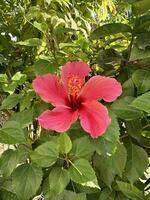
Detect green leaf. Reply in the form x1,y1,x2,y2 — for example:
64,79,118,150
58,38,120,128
34,59,56,75
49,191,87,200
111,96,142,120
1,94,22,109
58,133,72,154
0,121,26,144
117,181,145,200
31,140,59,167
111,143,127,177
69,159,96,184
130,46,150,61
12,72,27,85
0,74,7,82
10,109,33,128
132,69,150,94
16,38,42,46
12,164,43,200
93,154,115,187
132,0,150,15
99,188,115,200
71,136,94,160
33,21,48,32
131,92,150,113
0,149,18,177
49,167,70,196
124,143,148,183
122,78,135,97
136,32,150,50
91,23,132,39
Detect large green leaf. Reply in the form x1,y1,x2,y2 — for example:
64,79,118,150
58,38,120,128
1,94,22,109
117,181,146,200
91,23,132,39
131,92,150,113
130,46,150,61
34,59,56,75
99,188,115,200
31,140,59,167
12,164,43,200
0,149,18,177
0,121,26,144
69,159,96,184
124,143,148,183
132,69,150,94
58,133,72,154
111,97,142,120
48,167,70,196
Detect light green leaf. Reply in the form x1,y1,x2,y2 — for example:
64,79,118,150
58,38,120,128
132,69,150,94
31,141,59,167
0,121,26,144
12,72,27,85
124,143,149,183
111,96,142,120
99,188,115,200
131,92,150,113
91,23,132,39
117,181,145,200
58,133,72,154
49,167,70,196
1,94,22,109
16,38,42,46
12,164,43,200
33,21,48,32
69,159,96,184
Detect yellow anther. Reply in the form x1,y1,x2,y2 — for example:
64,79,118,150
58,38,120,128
67,76,82,96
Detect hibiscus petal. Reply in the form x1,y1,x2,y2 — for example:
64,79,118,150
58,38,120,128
37,107,78,132
61,61,91,87
79,76,122,102
79,101,111,138
32,74,68,106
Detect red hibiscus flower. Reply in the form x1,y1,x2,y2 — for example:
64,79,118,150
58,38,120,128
32,61,122,138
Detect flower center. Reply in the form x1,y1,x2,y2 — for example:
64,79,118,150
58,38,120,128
67,76,83,96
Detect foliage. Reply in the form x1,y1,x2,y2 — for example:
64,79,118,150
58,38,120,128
0,0,150,199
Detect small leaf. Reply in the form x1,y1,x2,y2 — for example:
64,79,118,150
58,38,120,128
58,133,72,154
31,140,59,167
34,59,56,75
117,181,145,200
131,92,150,113
12,164,43,200
1,94,22,109
16,38,42,46
33,21,48,32
69,159,96,184
0,121,26,144
49,167,70,196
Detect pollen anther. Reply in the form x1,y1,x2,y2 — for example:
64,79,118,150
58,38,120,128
67,76,82,96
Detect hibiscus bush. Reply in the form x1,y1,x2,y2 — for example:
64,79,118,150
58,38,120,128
0,0,150,200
